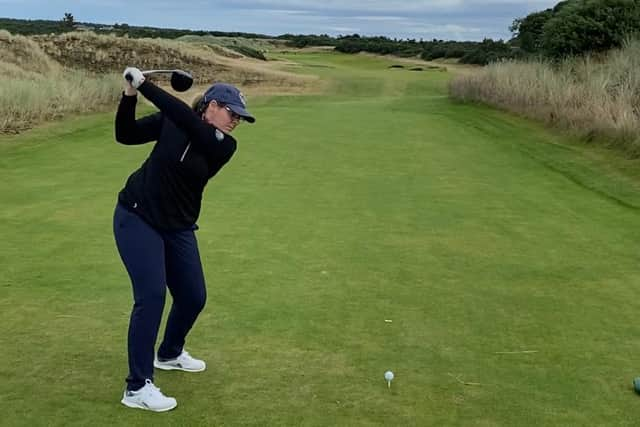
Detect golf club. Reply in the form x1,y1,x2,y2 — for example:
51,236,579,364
125,69,194,92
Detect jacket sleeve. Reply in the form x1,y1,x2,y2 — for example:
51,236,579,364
114,93,162,145
136,81,234,160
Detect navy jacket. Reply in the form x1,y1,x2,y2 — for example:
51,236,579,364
115,81,237,230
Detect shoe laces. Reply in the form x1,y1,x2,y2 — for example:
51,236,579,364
144,379,163,397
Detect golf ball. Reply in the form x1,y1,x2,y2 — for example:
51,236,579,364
384,371,394,381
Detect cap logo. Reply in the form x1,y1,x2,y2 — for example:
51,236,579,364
238,92,247,107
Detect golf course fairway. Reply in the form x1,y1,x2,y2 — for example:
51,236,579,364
2,51,640,426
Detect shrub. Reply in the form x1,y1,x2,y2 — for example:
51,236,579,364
543,0,640,58
449,38,640,155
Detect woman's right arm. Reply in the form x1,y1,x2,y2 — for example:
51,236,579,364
114,93,162,145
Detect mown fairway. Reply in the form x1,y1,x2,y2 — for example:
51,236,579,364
2,52,640,426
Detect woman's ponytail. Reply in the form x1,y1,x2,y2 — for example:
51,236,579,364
192,95,207,116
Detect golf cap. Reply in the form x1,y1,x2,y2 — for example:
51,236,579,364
203,83,255,123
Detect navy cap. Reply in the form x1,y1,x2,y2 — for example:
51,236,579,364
203,83,255,123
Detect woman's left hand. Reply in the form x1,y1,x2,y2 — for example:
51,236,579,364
123,67,145,96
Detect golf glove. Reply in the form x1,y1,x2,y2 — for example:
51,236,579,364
123,67,145,89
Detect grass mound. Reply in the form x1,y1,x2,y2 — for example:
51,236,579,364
32,32,276,85
0,30,60,77
0,30,120,134
177,35,283,61
0,31,312,134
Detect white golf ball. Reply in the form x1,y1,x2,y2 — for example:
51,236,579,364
384,371,394,381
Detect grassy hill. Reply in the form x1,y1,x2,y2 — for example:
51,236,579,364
177,34,290,60
0,30,313,134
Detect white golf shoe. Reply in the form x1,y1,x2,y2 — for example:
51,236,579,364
121,379,177,412
154,350,206,372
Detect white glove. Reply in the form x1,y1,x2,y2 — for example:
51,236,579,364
123,67,145,89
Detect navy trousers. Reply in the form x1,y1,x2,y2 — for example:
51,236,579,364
113,203,207,391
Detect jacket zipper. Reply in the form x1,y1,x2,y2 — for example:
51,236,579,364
180,142,191,162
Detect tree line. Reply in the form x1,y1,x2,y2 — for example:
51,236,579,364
0,16,272,40
0,16,272,60
328,35,512,65
283,0,640,63
2,0,639,64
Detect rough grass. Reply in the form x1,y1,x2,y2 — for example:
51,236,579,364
32,31,307,88
0,31,121,133
0,31,314,134
449,38,640,156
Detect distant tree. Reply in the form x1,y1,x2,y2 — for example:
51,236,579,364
283,34,337,48
61,12,75,30
510,9,553,53
459,38,514,65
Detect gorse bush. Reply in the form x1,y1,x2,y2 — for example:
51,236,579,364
449,38,640,155
542,0,640,58
512,0,640,58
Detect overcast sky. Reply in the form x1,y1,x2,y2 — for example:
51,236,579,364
1,0,558,41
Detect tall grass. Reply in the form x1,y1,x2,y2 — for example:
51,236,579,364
450,39,640,156
0,30,313,134
0,31,120,134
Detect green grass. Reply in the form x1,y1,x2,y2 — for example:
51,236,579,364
2,51,640,426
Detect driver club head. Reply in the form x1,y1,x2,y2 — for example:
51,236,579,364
169,70,194,92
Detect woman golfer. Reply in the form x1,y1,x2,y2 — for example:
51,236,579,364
113,67,255,412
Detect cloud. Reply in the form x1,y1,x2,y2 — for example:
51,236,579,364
214,0,554,14
352,16,410,22
266,9,314,15
327,26,360,33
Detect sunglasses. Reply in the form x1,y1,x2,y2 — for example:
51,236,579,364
221,104,243,122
